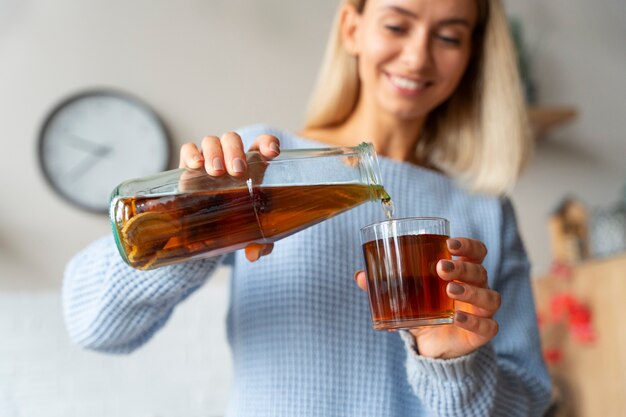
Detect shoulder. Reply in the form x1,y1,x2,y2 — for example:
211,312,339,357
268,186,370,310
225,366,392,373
235,124,320,149
443,188,516,252
428,172,506,223
472,195,527,269
457,192,517,234
447,193,527,284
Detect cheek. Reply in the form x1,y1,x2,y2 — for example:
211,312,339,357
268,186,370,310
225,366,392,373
368,39,396,62
358,36,398,80
437,51,472,90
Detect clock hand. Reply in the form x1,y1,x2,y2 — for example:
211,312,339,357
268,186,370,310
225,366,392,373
65,146,112,181
65,133,113,156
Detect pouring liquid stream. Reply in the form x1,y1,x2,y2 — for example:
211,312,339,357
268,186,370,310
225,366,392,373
381,192,395,220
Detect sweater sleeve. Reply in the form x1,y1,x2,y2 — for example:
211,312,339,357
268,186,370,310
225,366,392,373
61,125,266,355
399,198,552,416
62,235,223,354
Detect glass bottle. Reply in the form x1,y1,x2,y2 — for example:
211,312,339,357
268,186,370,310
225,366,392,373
110,143,391,270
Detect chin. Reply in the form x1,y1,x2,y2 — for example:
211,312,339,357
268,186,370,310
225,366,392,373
387,105,432,122
377,96,436,122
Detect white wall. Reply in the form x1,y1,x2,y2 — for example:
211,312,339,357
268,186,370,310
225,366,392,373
505,0,626,276
0,0,337,291
1,0,625,415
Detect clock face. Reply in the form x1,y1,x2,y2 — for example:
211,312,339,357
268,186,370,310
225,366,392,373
39,90,171,213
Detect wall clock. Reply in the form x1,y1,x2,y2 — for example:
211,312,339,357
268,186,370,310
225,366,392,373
38,89,171,213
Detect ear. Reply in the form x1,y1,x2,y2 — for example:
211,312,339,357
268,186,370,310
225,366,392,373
339,4,362,56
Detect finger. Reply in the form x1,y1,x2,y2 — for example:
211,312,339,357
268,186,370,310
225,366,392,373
454,310,499,340
447,283,501,317
245,243,264,262
260,243,274,256
220,131,247,177
248,134,281,159
437,259,488,288
446,238,488,263
244,243,274,262
179,142,204,169
200,136,226,175
354,270,367,291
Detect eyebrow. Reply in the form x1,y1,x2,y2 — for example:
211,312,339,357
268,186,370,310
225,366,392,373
381,5,472,28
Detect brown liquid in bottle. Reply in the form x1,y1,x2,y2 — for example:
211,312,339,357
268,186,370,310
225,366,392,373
112,183,390,269
362,234,453,328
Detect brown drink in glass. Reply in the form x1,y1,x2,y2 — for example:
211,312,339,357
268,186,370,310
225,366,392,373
361,217,454,330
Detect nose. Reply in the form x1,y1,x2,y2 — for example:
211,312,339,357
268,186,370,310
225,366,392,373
401,28,433,72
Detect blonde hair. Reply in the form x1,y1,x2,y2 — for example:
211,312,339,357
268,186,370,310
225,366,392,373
304,0,532,195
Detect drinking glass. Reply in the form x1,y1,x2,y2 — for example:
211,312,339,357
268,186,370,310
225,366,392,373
360,217,454,330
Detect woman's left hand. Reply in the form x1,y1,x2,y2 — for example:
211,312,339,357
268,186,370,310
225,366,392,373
354,237,501,359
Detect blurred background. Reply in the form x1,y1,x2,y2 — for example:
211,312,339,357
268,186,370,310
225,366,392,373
1,0,625,415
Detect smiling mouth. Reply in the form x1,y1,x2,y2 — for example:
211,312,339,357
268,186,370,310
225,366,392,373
387,74,433,93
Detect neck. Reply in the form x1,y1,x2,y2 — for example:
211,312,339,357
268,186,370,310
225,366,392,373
342,103,426,163
301,101,426,164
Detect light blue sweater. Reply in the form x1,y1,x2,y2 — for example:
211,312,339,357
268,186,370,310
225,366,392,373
63,125,552,416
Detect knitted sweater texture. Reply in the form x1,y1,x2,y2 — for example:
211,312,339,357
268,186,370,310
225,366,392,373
63,125,551,417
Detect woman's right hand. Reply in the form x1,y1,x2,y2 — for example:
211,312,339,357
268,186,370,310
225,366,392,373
178,131,281,262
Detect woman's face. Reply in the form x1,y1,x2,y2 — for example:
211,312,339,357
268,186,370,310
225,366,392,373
347,0,477,121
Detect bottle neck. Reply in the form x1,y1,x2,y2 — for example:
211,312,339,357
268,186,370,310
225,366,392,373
357,142,383,189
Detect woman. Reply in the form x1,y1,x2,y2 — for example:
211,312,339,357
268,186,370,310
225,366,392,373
64,0,552,415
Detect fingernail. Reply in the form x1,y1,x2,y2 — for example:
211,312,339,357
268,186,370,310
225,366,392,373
455,311,468,323
448,282,465,295
269,142,280,154
233,157,246,173
354,270,367,282
448,239,462,250
441,260,455,272
212,157,224,171
193,155,204,162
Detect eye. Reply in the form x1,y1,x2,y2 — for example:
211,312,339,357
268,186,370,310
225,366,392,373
384,25,408,35
436,34,461,46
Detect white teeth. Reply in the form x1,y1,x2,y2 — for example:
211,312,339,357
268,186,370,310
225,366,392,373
389,75,427,90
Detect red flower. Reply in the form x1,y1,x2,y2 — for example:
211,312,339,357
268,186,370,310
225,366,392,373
550,293,576,323
546,291,596,345
544,348,563,364
571,323,596,344
568,302,591,326
568,302,595,344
